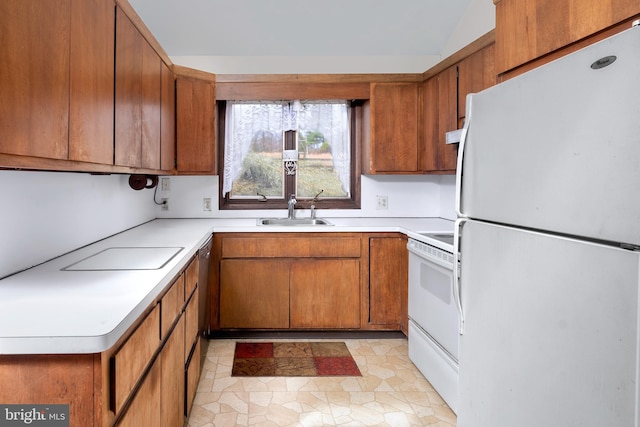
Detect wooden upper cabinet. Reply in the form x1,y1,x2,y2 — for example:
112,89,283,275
160,62,176,171
457,43,495,124
495,0,640,76
1,0,116,166
0,0,71,160
115,7,143,168
69,0,115,165
366,82,419,173
176,75,217,174
435,66,459,172
141,40,162,170
115,6,162,170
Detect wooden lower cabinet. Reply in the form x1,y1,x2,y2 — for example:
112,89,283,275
214,232,408,332
160,316,185,427
116,358,161,427
0,255,203,427
290,259,360,328
368,235,408,332
219,259,290,328
0,354,98,426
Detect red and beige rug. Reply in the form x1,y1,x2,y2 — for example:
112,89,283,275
232,342,362,377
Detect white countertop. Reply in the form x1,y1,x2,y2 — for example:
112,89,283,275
0,217,453,355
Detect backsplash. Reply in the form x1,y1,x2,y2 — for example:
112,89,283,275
155,174,456,220
0,170,156,278
0,170,455,278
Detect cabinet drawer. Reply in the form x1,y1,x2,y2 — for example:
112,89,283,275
221,235,361,258
185,338,201,417
111,304,160,414
185,257,198,298
160,275,183,339
184,289,199,361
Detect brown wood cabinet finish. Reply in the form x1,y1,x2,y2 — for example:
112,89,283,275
185,289,199,361
160,315,185,427
0,0,71,160
115,6,142,167
160,62,176,171
368,235,408,332
495,0,640,76
69,0,115,165
290,259,361,329
160,274,184,340
435,66,459,172
220,235,361,258
214,233,408,332
176,76,217,174
219,259,290,328
185,338,201,418
140,39,162,170
112,304,160,414
115,6,163,169
116,357,161,427
0,354,98,426
457,43,496,124
366,83,420,173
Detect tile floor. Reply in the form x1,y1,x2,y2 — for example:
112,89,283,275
186,337,456,426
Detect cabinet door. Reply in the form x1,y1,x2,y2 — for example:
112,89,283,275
176,76,217,174
115,7,162,169
420,78,440,172
0,0,70,159
457,43,495,125
495,0,640,75
436,66,459,172
160,315,185,427
115,7,142,167
290,259,361,329
160,62,176,171
368,83,419,173
368,236,408,331
69,0,115,165
219,259,289,328
141,39,161,170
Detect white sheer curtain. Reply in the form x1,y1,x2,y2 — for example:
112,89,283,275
223,101,285,196
223,100,350,197
296,101,350,195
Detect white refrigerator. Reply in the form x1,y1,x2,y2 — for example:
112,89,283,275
455,24,640,427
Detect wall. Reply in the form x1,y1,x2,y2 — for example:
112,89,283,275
155,174,455,219
170,0,494,74
0,171,156,278
440,0,496,59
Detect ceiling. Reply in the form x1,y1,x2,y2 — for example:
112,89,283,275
127,0,474,58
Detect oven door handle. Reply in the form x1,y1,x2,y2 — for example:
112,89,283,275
454,218,465,335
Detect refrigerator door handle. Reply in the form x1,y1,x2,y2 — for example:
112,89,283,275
454,218,466,334
455,94,473,219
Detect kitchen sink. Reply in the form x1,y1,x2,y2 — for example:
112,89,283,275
257,218,333,226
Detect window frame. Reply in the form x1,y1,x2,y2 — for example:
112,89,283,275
217,100,362,210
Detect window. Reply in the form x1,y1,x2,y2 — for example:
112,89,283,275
219,100,361,210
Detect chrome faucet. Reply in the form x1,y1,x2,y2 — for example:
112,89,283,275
287,194,297,219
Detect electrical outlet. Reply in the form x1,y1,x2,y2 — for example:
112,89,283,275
203,198,212,212
161,177,170,192
161,198,169,211
376,195,388,210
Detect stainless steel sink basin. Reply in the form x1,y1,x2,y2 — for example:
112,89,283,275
257,218,333,226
